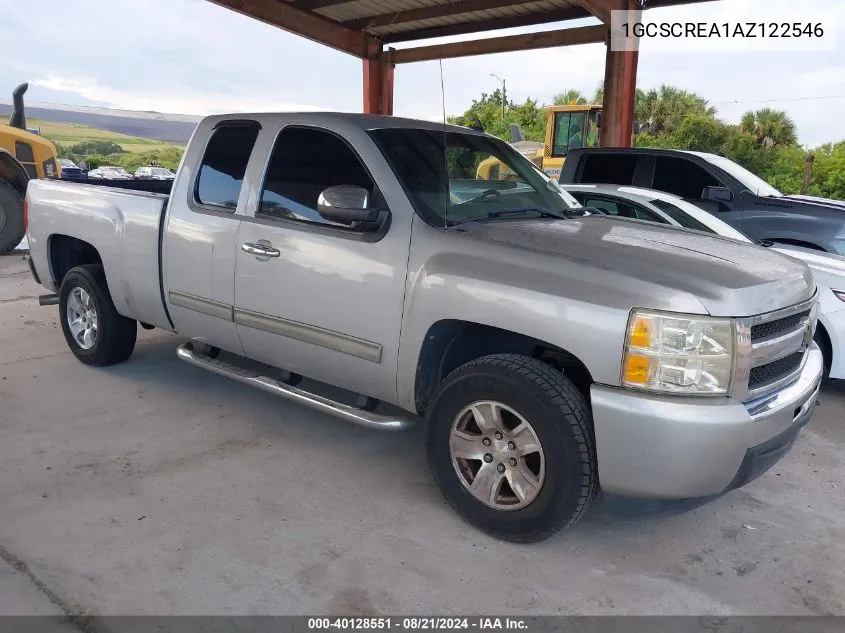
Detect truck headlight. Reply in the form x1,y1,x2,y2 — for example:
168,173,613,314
621,310,734,395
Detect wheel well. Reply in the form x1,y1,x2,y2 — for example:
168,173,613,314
770,238,827,252
49,235,102,287
414,320,593,415
0,150,29,195
814,321,832,371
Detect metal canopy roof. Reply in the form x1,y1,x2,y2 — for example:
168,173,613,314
209,0,715,59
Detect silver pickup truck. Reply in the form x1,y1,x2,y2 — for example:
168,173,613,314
25,113,824,542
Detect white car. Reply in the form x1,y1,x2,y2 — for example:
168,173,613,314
134,166,175,180
88,166,132,180
565,183,845,379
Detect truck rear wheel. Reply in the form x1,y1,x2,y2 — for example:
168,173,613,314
59,265,137,366
426,354,598,543
0,181,25,255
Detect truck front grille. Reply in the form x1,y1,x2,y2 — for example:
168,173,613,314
734,296,817,403
750,310,810,342
749,352,804,391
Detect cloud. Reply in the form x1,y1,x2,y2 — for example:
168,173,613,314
30,75,329,115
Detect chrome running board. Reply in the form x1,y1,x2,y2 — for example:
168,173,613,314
176,342,415,431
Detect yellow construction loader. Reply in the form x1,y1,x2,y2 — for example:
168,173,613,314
0,83,61,253
477,103,602,181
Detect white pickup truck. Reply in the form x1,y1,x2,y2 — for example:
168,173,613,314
25,113,824,542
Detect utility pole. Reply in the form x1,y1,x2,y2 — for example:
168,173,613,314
490,73,506,119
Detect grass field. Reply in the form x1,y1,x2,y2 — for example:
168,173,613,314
29,117,184,154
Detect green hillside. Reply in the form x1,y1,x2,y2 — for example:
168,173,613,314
30,117,185,171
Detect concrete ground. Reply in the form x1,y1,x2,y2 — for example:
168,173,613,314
1,254,843,618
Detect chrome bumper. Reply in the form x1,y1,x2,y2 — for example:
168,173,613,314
590,344,823,499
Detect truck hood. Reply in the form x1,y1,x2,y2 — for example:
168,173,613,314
458,216,815,317
780,193,845,211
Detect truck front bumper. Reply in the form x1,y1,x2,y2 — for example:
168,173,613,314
590,344,823,499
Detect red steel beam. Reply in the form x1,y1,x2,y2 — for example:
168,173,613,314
570,0,614,24
342,0,538,31
208,0,376,58
382,7,590,43
391,24,606,64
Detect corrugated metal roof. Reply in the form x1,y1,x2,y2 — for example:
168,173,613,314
211,0,718,51
314,0,583,39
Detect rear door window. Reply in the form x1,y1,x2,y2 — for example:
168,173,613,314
578,154,638,185
651,156,721,199
195,124,260,211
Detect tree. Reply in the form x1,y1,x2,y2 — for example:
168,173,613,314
69,140,126,156
667,114,731,154
739,108,797,148
636,85,716,136
553,89,588,105
449,90,545,142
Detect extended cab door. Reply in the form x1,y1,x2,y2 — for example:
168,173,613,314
232,123,411,404
162,120,261,354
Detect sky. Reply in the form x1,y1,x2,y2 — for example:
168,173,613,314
1,0,843,146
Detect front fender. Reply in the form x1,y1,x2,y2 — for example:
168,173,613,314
395,259,632,412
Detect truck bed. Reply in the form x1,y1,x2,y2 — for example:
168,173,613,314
25,178,173,331
60,177,173,195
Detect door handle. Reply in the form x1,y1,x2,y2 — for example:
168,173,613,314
242,241,280,258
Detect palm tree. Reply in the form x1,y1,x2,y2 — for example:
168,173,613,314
553,89,588,105
739,108,797,148
636,85,715,136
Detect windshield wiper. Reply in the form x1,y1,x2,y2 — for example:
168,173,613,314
448,206,578,227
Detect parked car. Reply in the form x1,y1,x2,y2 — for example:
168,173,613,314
560,147,845,255
58,158,86,180
24,113,823,542
134,166,175,180
564,183,845,380
88,166,132,180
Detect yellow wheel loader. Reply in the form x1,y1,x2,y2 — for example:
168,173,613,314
0,83,61,254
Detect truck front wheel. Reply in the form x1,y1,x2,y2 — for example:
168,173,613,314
59,265,137,366
426,354,598,543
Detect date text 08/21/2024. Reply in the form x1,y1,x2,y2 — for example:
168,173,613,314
307,617,529,630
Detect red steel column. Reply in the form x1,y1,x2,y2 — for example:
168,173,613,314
363,50,394,115
600,0,639,147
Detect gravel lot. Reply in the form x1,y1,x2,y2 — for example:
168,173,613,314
1,254,843,617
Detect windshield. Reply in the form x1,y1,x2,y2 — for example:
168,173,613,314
702,155,782,197
650,197,751,243
368,128,582,227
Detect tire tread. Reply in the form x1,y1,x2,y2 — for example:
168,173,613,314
428,353,598,543
59,264,137,366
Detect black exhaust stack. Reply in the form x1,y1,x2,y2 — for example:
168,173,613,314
9,82,28,130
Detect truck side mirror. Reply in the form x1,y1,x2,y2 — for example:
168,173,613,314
317,185,388,229
701,186,732,203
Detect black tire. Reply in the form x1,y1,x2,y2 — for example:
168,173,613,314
0,180,25,256
59,264,137,366
426,353,598,543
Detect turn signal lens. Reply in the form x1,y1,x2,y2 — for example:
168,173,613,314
623,354,651,385
629,316,651,348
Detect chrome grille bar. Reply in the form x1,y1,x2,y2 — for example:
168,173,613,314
732,293,818,403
